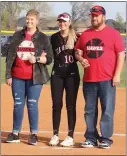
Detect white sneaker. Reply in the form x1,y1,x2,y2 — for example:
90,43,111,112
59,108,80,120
60,136,74,147
49,135,59,146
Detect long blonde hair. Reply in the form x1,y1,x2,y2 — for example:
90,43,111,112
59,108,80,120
59,12,77,49
66,24,77,49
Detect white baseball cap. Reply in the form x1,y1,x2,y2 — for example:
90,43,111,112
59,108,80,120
57,12,71,22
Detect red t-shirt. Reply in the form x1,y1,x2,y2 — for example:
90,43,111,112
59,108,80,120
12,31,35,79
75,25,125,82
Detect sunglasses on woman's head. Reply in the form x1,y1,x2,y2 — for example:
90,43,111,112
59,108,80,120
58,14,70,19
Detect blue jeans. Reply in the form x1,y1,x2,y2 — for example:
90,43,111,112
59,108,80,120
12,77,42,134
83,80,116,145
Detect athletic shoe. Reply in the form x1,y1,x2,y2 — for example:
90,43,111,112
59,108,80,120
60,136,74,147
28,134,38,145
81,140,97,148
98,141,110,149
6,133,20,143
49,135,59,146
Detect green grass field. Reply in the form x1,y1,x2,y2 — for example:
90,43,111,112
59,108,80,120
1,57,126,87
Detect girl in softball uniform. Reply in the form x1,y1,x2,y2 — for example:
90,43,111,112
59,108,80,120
49,12,80,147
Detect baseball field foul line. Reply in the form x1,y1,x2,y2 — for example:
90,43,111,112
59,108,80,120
2,130,126,136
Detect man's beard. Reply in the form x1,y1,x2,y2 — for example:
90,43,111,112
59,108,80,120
92,19,104,29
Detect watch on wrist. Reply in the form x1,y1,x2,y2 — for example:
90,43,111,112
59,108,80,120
36,57,40,63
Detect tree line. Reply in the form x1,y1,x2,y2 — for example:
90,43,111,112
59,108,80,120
1,2,126,33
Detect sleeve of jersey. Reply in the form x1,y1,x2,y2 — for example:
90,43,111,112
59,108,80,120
114,31,125,54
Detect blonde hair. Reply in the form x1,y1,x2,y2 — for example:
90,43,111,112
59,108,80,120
66,24,77,49
26,9,39,19
58,12,77,49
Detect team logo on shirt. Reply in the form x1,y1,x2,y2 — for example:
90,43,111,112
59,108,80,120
86,38,104,58
55,45,68,55
17,40,35,60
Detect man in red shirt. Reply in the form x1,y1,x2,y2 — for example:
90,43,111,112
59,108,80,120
75,5,125,149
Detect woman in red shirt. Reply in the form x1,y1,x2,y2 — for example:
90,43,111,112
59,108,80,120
5,9,53,145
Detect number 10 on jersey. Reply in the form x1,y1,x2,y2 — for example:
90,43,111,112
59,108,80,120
65,55,74,64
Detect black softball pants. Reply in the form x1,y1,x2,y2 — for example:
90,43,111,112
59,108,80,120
50,74,80,138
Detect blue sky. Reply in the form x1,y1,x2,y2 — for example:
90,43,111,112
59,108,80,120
49,1,126,21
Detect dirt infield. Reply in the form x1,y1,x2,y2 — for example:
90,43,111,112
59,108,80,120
1,84,126,155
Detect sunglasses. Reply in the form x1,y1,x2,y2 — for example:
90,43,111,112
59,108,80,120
58,13,70,19
90,7,105,14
